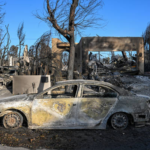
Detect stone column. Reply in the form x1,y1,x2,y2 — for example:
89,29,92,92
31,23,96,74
23,45,28,74
138,39,145,74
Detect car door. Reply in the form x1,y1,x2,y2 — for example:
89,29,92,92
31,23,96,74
77,84,118,128
31,84,79,129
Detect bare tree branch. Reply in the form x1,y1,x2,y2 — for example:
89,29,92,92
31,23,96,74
143,23,150,50
46,0,71,41
17,22,25,64
34,0,104,80
0,2,6,47
0,25,11,65
0,2,6,26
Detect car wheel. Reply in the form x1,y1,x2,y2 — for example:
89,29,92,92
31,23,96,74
111,113,129,130
3,111,23,129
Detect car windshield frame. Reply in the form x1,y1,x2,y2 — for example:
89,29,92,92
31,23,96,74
81,83,120,98
34,83,80,99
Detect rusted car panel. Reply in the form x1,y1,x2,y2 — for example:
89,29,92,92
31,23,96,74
0,80,150,130
116,96,150,122
31,98,78,128
0,95,33,126
78,98,117,122
98,96,150,129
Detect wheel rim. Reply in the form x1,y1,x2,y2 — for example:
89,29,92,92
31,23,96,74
111,113,128,130
3,112,22,129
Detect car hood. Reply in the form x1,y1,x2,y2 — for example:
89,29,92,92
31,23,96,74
0,94,30,103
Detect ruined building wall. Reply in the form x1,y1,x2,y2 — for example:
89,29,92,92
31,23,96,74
52,38,65,70
52,37,145,76
78,37,144,74
51,38,80,76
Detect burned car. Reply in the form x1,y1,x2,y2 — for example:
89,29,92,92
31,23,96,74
0,80,150,130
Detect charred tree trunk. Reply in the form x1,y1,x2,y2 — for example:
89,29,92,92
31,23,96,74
19,44,21,68
67,35,75,80
67,0,78,80
36,0,104,80
122,51,128,61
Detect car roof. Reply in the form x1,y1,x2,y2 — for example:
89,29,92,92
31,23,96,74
55,80,132,96
56,79,100,85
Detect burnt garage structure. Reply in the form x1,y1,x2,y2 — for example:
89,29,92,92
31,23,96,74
52,37,145,75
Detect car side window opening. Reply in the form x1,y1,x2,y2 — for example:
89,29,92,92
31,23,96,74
83,85,117,98
43,85,78,99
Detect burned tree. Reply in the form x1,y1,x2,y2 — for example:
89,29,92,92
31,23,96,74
0,25,11,66
28,45,34,58
0,2,6,65
17,22,25,63
0,2,5,37
143,23,150,51
143,23,150,72
29,31,64,83
9,45,18,57
35,0,103,80
29,31,51,75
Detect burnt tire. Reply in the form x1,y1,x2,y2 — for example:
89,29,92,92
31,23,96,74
3,111,23,129
111,113,129,130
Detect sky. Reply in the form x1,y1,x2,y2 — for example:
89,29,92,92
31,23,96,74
2,0,150,50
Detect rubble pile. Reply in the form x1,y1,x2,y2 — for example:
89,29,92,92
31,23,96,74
0,74,13,87
94,74,124,87
87,54,140,89
0,66,18,88
88,60,122,87
136,76,150,82
110,56,136,69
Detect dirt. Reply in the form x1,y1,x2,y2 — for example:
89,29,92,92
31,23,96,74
0,125,150,150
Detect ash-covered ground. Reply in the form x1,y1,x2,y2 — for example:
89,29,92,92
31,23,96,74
0,75,150,150
121,75,150,96
0,125,150,150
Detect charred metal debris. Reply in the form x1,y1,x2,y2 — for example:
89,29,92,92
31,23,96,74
85,52,139,90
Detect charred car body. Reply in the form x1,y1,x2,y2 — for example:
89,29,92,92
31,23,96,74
0,80,150,130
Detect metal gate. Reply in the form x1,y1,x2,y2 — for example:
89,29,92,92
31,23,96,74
144,52,150,72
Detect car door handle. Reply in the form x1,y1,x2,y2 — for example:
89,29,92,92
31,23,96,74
73,104,76,106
